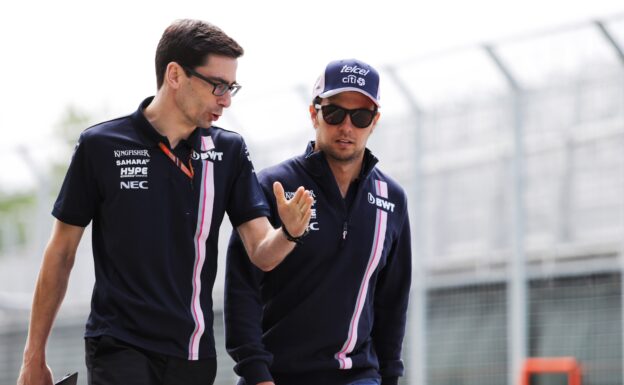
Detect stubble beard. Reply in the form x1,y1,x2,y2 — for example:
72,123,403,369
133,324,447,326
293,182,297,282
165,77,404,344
321,144,364,165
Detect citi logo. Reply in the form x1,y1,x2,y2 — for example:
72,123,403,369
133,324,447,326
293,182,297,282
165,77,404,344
342,74,366,87
120,181,149,190
191,150,223,161
368,192,395,212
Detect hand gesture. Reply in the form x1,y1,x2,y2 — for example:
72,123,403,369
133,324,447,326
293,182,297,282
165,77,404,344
273,181,313,238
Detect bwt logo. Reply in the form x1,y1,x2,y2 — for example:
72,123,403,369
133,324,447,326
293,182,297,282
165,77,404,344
368,192,395,212
120,181,149,190
191,150,223,161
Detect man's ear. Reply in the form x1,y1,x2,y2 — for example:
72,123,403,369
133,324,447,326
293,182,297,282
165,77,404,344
309,104,319,130
370,111,381,133
165,62,185,89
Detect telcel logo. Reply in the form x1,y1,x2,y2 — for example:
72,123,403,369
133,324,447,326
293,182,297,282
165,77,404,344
340,64,370,76
368,192,395,212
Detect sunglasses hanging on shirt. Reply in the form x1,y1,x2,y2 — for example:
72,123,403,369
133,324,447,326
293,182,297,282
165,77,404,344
315,104,377,129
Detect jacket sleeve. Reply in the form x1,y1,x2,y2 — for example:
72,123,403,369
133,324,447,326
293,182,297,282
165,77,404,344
372,208,412,385
224,231,274,385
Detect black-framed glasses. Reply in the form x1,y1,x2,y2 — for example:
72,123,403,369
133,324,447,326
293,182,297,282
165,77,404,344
315,104,377,129
182,65,242,97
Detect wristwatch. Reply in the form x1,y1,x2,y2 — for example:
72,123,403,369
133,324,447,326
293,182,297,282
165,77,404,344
281,225,309,245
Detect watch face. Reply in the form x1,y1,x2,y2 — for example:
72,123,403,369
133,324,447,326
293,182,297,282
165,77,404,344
55,372,78,385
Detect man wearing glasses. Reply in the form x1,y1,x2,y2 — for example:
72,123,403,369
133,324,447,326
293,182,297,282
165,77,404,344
225,59,412,385
17,19,312,385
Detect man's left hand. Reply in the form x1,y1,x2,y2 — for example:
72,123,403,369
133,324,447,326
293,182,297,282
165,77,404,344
273,181,313,238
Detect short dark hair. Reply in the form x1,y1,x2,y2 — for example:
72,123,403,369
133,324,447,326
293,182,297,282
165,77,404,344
154,19,244,89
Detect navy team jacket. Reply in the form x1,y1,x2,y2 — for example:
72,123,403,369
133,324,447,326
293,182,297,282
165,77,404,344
225,142,412,385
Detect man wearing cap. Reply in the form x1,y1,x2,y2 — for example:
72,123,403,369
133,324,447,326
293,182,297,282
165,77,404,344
224,59,412,385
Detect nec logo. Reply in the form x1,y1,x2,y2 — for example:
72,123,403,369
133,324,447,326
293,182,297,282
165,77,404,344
368,192,395,212
120,181,149,190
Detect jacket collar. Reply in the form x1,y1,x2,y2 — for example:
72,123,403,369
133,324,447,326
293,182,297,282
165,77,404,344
300,141,379,180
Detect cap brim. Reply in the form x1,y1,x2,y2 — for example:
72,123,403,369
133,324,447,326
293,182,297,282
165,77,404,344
318,87,380,108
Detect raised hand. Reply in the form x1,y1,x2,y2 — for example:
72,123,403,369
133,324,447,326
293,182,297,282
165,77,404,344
273,181,313,238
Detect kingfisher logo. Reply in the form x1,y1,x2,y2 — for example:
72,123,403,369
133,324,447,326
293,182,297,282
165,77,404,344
284,189,317,203
114,149,150,158
191,150,223,161
368,192,395,212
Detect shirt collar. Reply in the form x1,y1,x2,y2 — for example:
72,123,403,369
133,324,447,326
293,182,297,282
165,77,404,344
131,96,204,152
